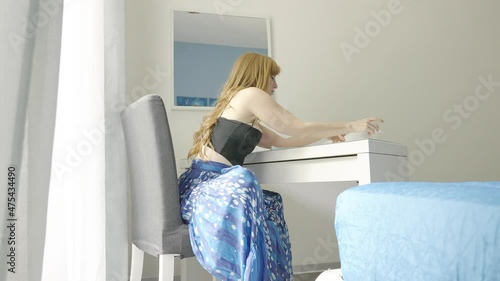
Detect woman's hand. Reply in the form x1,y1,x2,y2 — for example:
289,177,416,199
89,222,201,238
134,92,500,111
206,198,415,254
349,117,384,136
328,134,346,143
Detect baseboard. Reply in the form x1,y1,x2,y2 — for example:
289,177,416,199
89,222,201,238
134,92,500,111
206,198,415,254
142,276,180,281
293,262,341,274
142,263,339,281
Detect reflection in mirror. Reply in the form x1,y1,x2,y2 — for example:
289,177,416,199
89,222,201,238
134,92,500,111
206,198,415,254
173,11,269,108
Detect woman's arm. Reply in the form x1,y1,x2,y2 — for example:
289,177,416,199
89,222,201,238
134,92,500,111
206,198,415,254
239,87,383,139
257,123,326,148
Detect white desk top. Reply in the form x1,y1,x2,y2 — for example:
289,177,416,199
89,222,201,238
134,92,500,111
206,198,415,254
244,139,407,165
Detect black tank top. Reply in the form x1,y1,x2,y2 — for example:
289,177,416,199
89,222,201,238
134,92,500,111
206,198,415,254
211,117,262,166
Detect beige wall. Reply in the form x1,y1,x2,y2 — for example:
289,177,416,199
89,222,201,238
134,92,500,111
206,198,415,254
126,0,500,278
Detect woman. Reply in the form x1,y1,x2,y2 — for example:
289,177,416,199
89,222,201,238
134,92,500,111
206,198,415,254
179,53,383,280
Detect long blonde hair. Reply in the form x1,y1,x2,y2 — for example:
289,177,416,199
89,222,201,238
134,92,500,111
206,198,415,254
187,52,281,160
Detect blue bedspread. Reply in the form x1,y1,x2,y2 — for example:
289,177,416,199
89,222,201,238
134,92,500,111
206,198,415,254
335,182,500,281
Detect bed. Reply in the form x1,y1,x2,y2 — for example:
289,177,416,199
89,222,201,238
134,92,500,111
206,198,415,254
333,181,500,281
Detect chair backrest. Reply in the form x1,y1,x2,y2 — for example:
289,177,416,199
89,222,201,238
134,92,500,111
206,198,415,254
121,94,193,257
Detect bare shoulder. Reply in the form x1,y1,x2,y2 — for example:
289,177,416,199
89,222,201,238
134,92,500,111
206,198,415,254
229,87,268,106
223,87,269,121
236,87,268,98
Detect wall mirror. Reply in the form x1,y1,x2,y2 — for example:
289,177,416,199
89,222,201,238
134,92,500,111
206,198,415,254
172,10,271,109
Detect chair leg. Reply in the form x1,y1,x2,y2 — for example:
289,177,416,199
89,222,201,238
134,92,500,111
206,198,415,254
159,254,176,281
130,244,144,281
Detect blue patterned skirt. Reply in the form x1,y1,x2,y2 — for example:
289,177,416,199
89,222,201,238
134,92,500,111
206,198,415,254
179,159,293,280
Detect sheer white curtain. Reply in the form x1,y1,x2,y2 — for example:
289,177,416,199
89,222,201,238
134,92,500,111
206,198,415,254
42,0,129,280
1,1,128,280
0,1,64,281
103,0,129,280
42,0,106,280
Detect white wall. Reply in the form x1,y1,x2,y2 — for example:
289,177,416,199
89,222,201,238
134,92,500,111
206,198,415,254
125,0,500,278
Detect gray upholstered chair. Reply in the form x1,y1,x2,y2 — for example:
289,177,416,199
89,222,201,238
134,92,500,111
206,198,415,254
121,94,194,281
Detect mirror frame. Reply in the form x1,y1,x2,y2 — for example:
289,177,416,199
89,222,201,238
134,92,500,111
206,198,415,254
168,9,272,111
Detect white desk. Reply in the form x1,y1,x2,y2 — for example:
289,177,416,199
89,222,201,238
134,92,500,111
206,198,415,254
244,139,408,185
180,139,408,280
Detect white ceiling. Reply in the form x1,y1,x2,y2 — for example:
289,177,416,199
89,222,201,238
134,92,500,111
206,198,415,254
174,11,268,49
